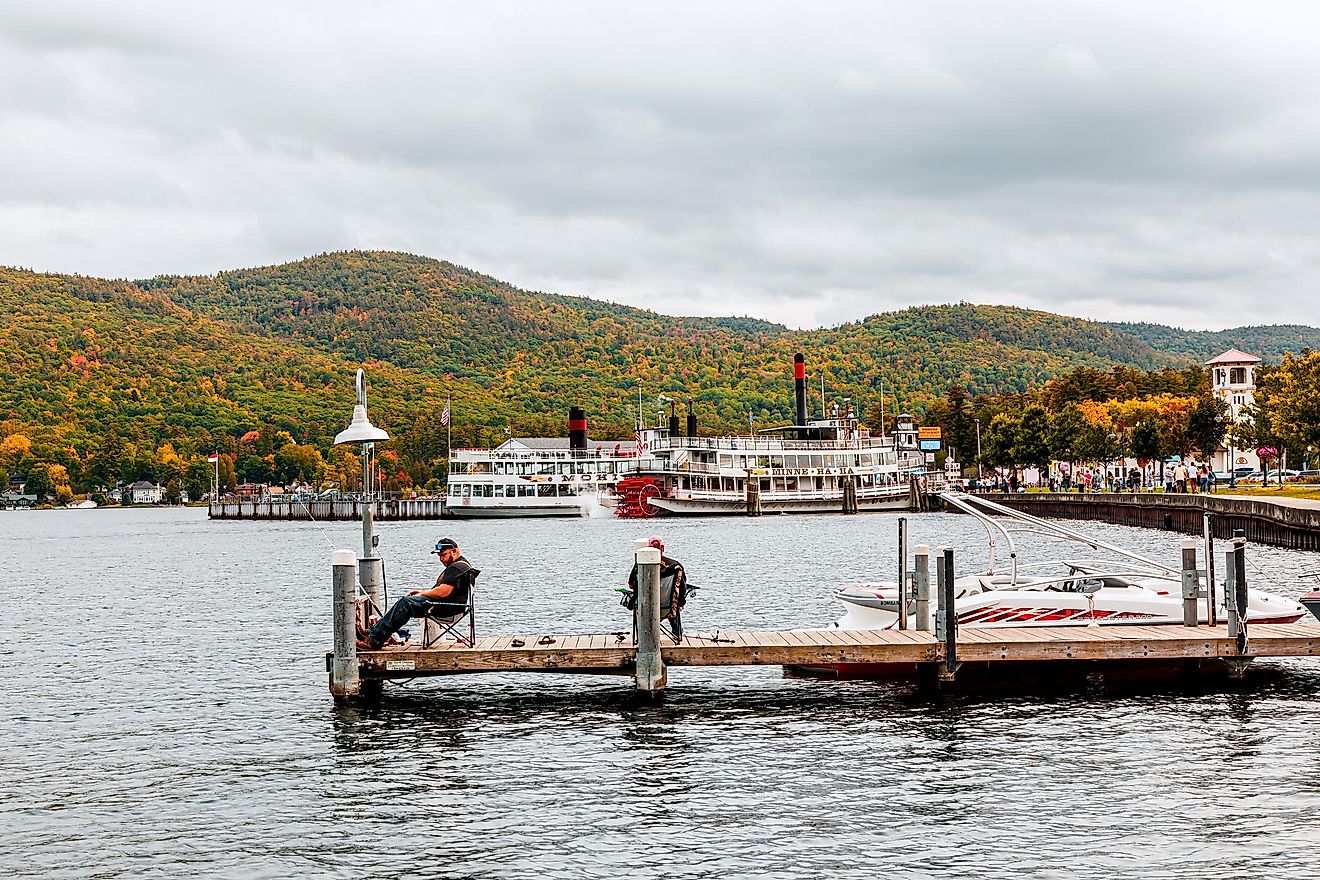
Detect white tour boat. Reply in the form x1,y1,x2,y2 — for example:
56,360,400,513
615,353,938,517
445,407,639,518
834,492,1307,630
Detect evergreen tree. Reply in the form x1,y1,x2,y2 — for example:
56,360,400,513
25,464,53,502
1012,406,1052,481
1186,395,1229,460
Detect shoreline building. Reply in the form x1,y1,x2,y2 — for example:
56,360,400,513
1206,348,1262,474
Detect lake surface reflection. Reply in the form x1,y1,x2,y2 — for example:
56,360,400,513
4,508,1320,878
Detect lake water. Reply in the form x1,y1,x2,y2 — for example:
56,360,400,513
5,507,1320,879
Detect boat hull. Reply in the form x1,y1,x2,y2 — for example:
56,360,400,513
649,493,910,516
834,584,1307,631
444,503,592,519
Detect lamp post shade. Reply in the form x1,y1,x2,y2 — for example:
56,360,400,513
334,369,390,445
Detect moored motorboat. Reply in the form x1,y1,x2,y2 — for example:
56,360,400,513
834,492,1306,631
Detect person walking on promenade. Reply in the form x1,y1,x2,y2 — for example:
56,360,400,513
357,537,476,650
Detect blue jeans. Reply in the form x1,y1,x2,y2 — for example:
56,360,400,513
366,594,459,648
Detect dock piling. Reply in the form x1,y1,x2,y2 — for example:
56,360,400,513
913,545,931,631
330,549,360,704
1180,538,1199,627
633,543,666,696
935,546,958,680
897,518,909,630
1204,513,1218,626
744,477,762,517
1231,532,1249,654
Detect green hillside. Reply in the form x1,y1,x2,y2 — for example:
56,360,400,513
143,251,1180,429
0,266,494,462
1106,322,1320,363
5,249,1318,495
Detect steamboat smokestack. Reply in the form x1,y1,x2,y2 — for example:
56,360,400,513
668,403,681,438
568,406,587,455
686,399,697,437
793,352,808,439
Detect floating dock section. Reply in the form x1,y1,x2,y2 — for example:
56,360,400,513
211,498,446,521
325,516,1320,704
333,624,1320,696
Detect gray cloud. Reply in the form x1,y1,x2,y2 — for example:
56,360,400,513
3,1,1320,329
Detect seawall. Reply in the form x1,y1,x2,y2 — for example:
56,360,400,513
969,492,1320,551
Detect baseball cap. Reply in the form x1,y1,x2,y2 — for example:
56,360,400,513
647,535,664,549
432,537,459,554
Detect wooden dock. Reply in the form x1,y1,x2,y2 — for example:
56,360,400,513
342,623,1320,682
211,497,446,521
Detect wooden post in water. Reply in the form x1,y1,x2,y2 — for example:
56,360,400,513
1181,538,1199,627
842,475,859,514
633,543,667,696
744,476,762,517
330,548,360,704
913,545,931,631
897,517,909,630
935,546,958,681
1203,513,1218,626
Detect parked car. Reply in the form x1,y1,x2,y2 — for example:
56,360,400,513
1232,466,1259,479
1265,469,1300,481
1212,471,1233,483
1298,469,1320,480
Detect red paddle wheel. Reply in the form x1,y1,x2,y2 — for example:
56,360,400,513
615,477,662,518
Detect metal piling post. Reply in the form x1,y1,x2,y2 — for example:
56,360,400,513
1203,513,1217,626
330,548,360,704
633,543,667,696
935,546,958,680
897,517,909,630
1231,532,1249,654
913,545,931,631
1181,538,1199,627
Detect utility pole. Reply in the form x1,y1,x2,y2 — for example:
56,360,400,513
974,418,982,481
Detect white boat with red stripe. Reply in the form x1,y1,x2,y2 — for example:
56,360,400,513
835,492,1306,631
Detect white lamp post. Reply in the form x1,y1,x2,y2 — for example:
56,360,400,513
335,369,390,615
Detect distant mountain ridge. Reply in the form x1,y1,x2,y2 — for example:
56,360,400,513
4,249,1318,453
1106,321,1320,363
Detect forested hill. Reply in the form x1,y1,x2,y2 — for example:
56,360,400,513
5,249,1316,460
143,251,1177,424
1106,322,1320,363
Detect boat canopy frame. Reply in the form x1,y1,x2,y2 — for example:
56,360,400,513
939,491,1180,585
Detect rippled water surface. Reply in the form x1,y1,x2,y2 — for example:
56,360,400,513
5,508,1320,879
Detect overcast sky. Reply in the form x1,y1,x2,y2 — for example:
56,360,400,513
3,2,1319,329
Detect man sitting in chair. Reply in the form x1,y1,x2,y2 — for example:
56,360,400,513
628,535,688,642
357,537,475,650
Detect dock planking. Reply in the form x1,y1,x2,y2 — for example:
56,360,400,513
345,623,1320,681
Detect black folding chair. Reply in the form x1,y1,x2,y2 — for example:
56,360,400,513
420,568,479,647
622,572,688,644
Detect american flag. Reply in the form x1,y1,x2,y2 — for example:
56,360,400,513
440,399,451,426
635,424,648,456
